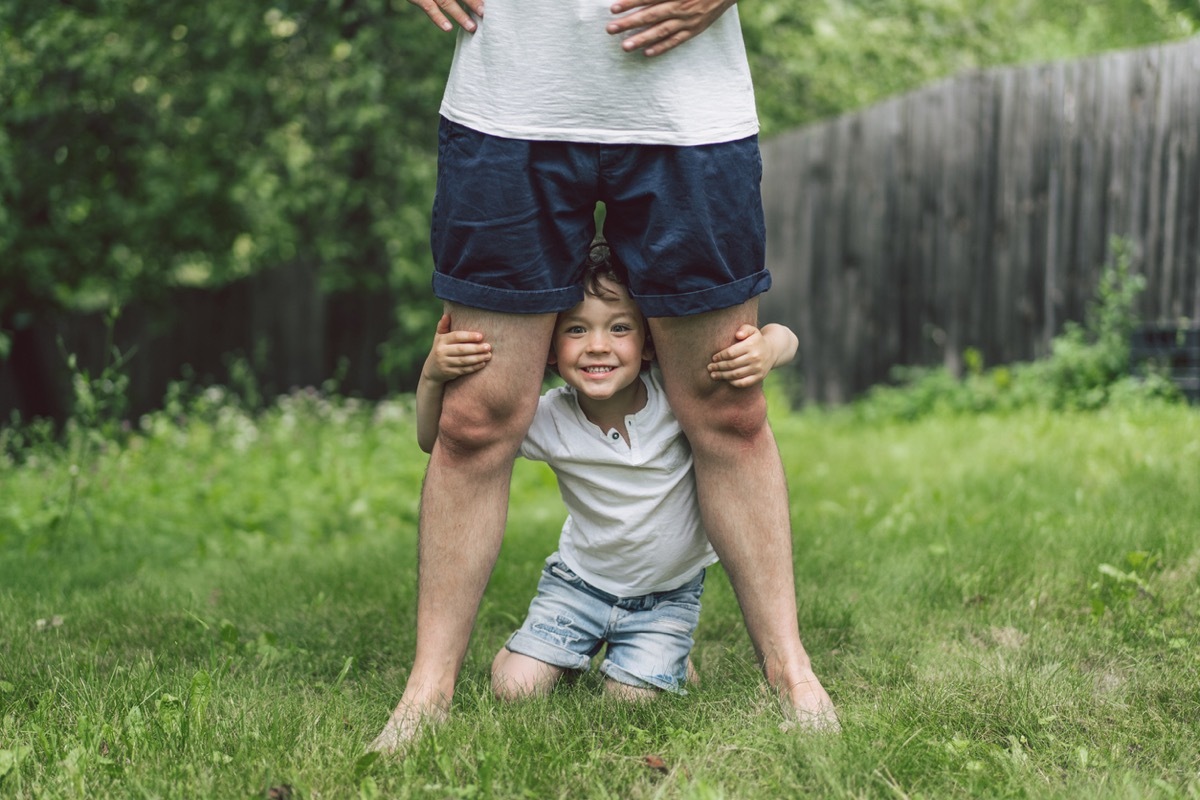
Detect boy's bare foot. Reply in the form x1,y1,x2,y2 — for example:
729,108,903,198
366,700,448,754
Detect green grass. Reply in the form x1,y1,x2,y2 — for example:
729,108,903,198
2,387,1199,798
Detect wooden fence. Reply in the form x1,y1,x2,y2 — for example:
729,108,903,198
761,36,1200,403
0,264,404,423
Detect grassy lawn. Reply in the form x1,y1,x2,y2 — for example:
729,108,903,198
1,387,1198,799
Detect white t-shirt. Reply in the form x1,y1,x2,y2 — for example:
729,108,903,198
439,0,759,146
518,368,717,597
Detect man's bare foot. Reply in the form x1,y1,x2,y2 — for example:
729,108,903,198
776,671,841,733
366,700,448,754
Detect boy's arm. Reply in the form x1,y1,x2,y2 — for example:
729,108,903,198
416,314,492,453
707,323,798,388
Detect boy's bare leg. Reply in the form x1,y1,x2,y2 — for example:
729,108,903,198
369,306,556,753
491,648,569,701
650,300,840,732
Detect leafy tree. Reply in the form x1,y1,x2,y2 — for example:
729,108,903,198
0,0,451,379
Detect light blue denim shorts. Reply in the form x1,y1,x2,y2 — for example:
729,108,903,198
504,553,704,694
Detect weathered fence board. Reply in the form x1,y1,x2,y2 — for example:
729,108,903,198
0,263,401,423
762,36,1200,403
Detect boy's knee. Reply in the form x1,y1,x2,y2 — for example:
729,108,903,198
491,648,526,703
490,650,519,702
490,669,538,704
490,648,561,701
491,675,529,704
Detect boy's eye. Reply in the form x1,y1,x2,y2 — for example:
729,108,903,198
565,325,586,335
612,324,632,333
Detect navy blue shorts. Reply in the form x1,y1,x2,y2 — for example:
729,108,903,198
430,118,770,318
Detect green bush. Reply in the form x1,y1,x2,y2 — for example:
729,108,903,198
852,238,1185,422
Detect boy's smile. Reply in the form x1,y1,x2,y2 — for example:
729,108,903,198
550,278,653,426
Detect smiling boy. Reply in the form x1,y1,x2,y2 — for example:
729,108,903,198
410,242,819,704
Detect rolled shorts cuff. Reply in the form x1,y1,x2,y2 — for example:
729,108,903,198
504,630,592,673
601,660,688,695
432,272,584,315
632,269,773,318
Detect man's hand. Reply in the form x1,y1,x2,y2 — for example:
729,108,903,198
607,0,737,57
408,0,483,33
423,314,492,384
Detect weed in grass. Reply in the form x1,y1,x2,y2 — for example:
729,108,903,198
1090,550,1161,619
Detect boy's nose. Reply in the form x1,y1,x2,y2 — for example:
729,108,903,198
586,333,610,353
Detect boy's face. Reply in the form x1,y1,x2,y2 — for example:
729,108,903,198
549,278,653,404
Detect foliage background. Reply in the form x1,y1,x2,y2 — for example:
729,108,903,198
1,0,1197,386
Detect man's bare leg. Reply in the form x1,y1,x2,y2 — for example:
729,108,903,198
650,300,840,732
369,305,556,753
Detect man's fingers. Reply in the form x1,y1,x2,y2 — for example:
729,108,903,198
409,0,479,32
608,0,731,55
626,26,695,56
610,12,681,45
608,0,680,29
441,0,481,31
410,0,454,31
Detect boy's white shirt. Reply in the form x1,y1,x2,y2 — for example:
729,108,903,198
518,366,717,597
439,0,759,146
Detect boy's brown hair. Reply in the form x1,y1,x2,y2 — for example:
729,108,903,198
581,238,631,300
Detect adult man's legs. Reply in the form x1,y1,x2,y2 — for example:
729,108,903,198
370,304,556,752
649,299,839,731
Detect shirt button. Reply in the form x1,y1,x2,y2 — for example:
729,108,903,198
611,432,619,440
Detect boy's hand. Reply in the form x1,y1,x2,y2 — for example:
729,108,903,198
408,0,482,33
607,0,737,57
423,314,492,384
707,324,773,387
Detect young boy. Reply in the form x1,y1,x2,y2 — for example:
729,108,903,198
416,243,803,702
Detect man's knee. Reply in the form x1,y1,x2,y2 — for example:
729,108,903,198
676,384,769,443
437,388,537,459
